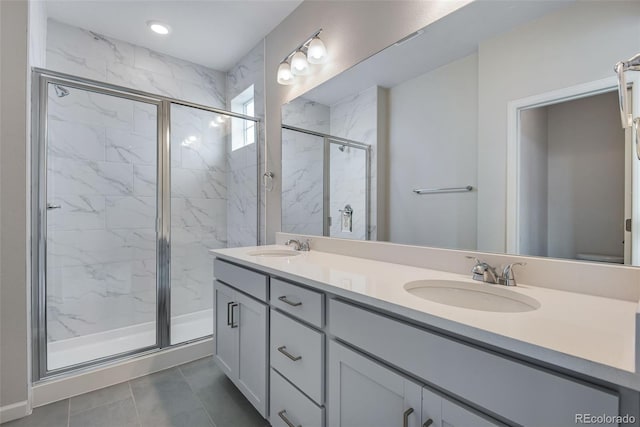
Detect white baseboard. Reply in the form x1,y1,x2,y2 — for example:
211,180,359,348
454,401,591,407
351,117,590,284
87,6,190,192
33,338,212,408
0,400,30,424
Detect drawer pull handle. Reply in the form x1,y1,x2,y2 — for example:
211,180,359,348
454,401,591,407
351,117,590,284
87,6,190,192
403,408,414,427
278,296,302,307
278,410,301,427
423,419,433,427
230,303,239,328
277,346,302,361
226,301,233,326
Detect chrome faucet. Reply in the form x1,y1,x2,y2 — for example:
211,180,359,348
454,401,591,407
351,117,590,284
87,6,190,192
466,257,526,286
499,262,526,287
466,256,499,284
285,239,310,251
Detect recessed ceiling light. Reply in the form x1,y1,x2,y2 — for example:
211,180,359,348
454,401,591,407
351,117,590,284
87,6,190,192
147,21,171,35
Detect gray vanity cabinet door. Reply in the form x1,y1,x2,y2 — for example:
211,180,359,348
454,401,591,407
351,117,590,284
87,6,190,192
213,281,237,378
329,340,422,427
422,387,505,427
235,290,268,417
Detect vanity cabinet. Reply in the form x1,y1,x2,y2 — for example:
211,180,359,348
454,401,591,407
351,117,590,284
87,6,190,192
422,388,505,427
212,256,622,427
328,340,423,427
213,278,268,417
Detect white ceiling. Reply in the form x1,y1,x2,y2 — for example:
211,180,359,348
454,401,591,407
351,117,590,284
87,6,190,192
301,0,573,106
45,0,303,71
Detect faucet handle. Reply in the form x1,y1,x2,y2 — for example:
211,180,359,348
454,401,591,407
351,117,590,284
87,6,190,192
465,256,500,284
500,262,526,286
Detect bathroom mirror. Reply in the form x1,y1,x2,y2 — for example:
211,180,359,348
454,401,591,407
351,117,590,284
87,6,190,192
281,0,640,266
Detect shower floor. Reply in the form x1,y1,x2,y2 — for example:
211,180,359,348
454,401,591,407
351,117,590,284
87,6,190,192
47,309,213,370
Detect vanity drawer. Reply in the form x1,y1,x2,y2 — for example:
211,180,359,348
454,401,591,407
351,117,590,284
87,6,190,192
270,368,324,427
271,309,324,404
214,258,268,302
271,278,323,328
329,299,619,427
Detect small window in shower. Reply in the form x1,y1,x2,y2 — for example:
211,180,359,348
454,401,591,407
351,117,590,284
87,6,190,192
230,85,255,151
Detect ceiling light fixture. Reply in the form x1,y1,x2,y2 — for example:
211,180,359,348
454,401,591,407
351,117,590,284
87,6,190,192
147,20,171,35
276,29,327,85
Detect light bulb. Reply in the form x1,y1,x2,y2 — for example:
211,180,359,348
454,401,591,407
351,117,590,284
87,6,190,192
290,50,309,76
147,21,171,35
307,36,327,64
277,61,295,85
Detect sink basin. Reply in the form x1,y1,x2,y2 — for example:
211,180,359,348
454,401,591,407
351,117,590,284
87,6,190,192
404,280,540,313
247,249,301,258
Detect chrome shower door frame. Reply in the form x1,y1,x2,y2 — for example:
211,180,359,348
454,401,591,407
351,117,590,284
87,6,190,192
281,124,371,240
31,69,261,381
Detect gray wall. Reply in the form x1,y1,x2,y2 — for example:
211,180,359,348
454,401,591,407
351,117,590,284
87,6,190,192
387,54,478,249
264,0,471,243
519,107,548,257
477,1,640,252
547,92,625,260
0,0,30,414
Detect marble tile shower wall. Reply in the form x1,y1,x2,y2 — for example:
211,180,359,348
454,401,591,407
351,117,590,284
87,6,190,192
44,20,260,342
281,89,378,240
170,104,227,322
226,41,264,248
46,20,226,108
46,86,160,342
329,144,368,240
281,98,330,235
329,86,379,240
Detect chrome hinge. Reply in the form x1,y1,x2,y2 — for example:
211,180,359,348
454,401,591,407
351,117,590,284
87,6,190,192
626,218,632,232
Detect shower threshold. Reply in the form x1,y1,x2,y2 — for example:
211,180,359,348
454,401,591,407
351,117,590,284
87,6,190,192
47,309,213,370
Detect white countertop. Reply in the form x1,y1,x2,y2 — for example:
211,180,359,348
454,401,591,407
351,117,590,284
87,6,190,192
210,245,639,390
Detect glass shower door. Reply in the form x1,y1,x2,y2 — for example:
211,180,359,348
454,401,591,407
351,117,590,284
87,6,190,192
45,82,159,370
169,104,258,344
328,140,369,240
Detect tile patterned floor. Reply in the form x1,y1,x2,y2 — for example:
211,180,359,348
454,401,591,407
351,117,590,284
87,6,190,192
3,357,269,427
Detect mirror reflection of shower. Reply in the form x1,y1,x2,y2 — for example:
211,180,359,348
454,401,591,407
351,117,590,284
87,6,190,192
53,84,70,98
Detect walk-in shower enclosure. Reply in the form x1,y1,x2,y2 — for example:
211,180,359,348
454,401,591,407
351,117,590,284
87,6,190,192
31,69,260,379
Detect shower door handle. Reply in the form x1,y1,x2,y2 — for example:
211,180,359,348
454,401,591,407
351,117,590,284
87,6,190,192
47,203,62,210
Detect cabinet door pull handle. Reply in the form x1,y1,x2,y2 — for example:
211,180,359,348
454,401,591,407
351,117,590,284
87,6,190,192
277,410,301,427
230,303,239,328
403,408,414,427
423,419,433,427
278,296,302,307
226,301,233,326
277,346,302,361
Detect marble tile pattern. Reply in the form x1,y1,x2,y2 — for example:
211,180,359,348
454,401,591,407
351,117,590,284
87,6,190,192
46,84,159,343
226,41,263,247
46,20,225,108
329,86,379,240
281,98,330,235
45,20,250,343
170,105,227,323
329,143,368,240
281,91,377,240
